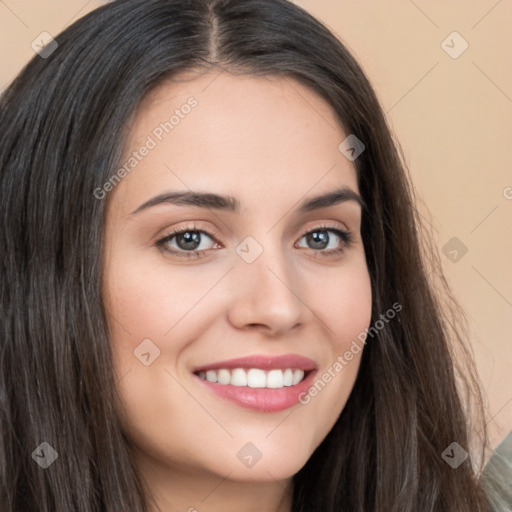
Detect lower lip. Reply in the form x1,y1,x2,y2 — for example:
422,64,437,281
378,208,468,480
194,370,317,412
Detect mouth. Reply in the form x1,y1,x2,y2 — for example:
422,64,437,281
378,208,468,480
192,354,317,412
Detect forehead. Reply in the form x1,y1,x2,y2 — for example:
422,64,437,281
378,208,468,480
112,70,358,214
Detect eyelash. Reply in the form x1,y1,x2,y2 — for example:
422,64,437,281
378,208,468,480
155,222,354,260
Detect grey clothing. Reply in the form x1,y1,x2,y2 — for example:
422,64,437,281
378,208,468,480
481,430,512,512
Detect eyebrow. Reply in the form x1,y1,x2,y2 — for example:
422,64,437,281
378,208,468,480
130,186,366,215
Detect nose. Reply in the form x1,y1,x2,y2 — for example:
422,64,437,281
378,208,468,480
226,240,309,336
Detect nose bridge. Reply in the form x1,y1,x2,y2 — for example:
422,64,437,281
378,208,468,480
238,228,292,282
226,230,307,333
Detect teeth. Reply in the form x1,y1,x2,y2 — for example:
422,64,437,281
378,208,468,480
292,369,304,385
217,369,231,385
230,368,247,386
205,370,217,383
247,368,266,388
197,368,307,388
267,369,284,388
283,368,293,386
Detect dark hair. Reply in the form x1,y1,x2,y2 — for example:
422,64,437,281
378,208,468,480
0,0,491,510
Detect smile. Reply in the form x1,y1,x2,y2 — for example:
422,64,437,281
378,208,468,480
192,354,317,412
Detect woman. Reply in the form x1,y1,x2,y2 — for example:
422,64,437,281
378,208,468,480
0,0,495,510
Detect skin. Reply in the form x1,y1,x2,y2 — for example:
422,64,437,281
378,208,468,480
102,70,373,512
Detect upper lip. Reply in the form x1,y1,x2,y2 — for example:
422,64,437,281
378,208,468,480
192,354,318,373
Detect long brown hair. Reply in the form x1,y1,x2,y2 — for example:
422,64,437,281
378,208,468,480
0,0,491,510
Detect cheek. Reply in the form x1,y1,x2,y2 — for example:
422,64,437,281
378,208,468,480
103,254,221,466
296,260,373,446
308,255,373,349
334,260,373,349
103,251,224,357
332,266,373,349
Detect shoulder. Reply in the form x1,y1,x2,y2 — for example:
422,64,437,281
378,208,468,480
481,430,512,512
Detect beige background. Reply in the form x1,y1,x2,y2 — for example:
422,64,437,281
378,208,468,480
1,0,511,452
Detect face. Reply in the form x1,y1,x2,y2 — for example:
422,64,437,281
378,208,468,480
102,70,372,488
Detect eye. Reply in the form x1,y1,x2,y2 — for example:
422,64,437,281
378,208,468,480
155,223,220,259
295,224,353,257
155,223,354,260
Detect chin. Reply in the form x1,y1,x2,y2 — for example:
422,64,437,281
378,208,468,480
203,439,314,483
